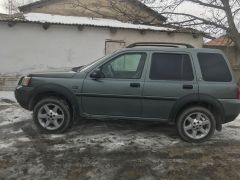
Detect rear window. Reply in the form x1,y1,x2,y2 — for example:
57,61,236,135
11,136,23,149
197,53,232,82
150,53,194,81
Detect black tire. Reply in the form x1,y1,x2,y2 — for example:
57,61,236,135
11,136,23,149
177,106,216,143
33,97,72,134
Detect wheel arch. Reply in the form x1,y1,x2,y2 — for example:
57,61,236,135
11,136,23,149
169,93,225,130
29,84,80,121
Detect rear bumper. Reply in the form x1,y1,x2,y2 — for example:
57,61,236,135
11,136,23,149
219,99,240,124
15,86,33,110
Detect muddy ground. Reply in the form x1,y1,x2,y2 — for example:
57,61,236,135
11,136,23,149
1,95,240,180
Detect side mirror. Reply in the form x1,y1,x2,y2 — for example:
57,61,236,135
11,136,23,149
90,69,103,79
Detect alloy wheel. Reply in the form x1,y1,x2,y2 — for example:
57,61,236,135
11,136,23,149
183,112,211,140
37,103,65,130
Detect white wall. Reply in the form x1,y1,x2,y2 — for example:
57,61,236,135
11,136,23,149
0,22,203,75
112,29,203,48
0,23,110,74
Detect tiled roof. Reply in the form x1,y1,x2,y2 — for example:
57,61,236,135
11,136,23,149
205,36,235,47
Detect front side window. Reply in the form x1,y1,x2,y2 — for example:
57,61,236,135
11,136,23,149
101,53,147,79
150,53,194,81
197,53,232,82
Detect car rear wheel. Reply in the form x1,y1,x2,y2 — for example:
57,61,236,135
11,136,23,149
33,97,72,133
177,106,216,143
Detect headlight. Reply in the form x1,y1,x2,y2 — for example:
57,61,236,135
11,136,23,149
21,77,32,86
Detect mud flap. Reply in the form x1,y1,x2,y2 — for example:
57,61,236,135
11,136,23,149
216,123,222,131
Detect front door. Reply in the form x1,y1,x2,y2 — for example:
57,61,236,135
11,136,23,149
82,52,148,117
142,52,198,120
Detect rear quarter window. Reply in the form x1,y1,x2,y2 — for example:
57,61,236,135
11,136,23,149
197,53,232,82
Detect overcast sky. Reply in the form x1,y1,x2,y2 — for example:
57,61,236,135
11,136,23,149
0,0,6,13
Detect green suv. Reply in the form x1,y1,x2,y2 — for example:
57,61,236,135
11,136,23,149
15,42,240,143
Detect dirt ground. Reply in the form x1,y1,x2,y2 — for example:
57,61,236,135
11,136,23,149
1,94,240,180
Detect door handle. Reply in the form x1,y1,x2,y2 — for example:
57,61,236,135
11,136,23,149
183,85,193,89
130,83,140,88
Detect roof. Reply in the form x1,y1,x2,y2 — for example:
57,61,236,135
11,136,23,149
19,0,167,22
205,36,235,47
0,13,204,35
0,13,25,21
0,13,176,32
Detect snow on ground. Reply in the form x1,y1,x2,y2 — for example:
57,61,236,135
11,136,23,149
0,91,15,103
0,91,31,126
214,115,240,141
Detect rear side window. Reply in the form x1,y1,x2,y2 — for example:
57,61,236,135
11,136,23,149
150,53,194,81
197,53,232,82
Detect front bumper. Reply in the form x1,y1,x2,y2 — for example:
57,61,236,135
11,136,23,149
15,86,33,110
219,99,240,124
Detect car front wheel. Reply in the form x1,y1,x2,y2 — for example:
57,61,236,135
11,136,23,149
177,106,216,143
33,97,72,133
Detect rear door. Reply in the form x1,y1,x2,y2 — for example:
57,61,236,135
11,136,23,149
142,51,198,120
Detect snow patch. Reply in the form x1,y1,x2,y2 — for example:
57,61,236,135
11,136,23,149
24,13,174,32
48,132,180,153
213,115,240,141
0,91,31,127
17,137,31,142
0,121,12,127
0,106,31,124
0,91,16,103
0,142,15,149
48,134,66,139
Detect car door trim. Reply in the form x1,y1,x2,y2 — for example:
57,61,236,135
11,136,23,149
76,93,177,101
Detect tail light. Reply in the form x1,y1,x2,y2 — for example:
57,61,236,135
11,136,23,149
237,86,240,100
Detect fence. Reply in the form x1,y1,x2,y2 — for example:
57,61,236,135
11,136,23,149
0,76,20,91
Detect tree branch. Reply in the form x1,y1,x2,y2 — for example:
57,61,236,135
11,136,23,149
184,0,224,10
161,12,228,30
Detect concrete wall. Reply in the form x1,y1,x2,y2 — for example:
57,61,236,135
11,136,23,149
0,22,203,90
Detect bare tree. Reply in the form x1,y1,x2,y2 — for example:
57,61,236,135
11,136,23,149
3,0,19,14
70,0,239,49
70,0,165,25
3,0,35,14
141,0,240,50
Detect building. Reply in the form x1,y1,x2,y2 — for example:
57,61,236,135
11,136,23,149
19,0,167,24
204,36,240,81
0,0,204,90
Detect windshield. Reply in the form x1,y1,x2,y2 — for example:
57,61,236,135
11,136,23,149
80,55,110,72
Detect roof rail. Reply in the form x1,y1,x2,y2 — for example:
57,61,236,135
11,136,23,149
126,42,194,48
